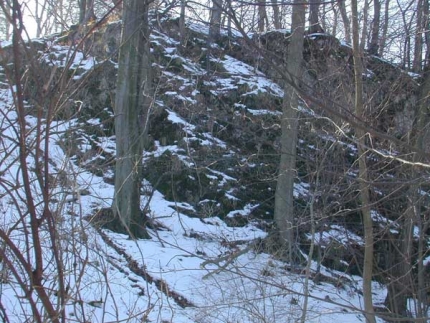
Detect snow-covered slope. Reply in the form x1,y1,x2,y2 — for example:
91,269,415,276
0,18,425,323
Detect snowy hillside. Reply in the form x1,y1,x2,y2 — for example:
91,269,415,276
0,16,426,323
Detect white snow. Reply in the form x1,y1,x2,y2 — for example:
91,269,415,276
212,55,284,97
0,28,425,323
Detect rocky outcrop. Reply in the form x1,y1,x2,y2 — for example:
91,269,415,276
3,17,423,278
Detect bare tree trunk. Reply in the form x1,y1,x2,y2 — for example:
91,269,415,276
339,0,351,43
79,0,87,23
207,0,223,71
332,2,338,36
389,218,415,320
379,0,390,56
209,0,223,40
34,0,52,37
85,0,96,22
424,0,430,65
398,0,415,69
301,150,329,323
369,0,381,55
413,66,430,322
274,0,306,264
271,0,281,29
226,0,232,37
112,0,152,239
360,0,369,52
351,0,376,322
78,0,96,24
413,0,425,72
416,216,430,322
179,0,186,45
257,0,267,32
321,0,326,31
309,0,322,33
56,0,64,33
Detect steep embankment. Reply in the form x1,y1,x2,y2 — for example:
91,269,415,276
0,15,425,323
58,16,423,282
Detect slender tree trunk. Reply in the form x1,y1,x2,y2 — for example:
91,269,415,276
413,66,430,322
78,0,96,24
35,0,41,37
179,0,186,45
424,0,430,65
301,194,315,323
309,0,322,33
385,196,414,321
224,0,233,37
332,2,338,36
85,0,96,22
56,0,64,33
339,0,351,43
79,0,87,23
271,0,281,29
207,0,223,71
398,1,415,69
369,0,381,55
351,0,376,322
413,0,424,72
258,0,267,32
34,0,51,37
379,0,390,56
301,151,328,323
112,0,152,239
416,206,430,322
416,217,429,322
274,0,306,264
360,0,369,52
209,0,223,40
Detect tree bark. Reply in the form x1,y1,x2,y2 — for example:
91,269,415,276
179,0,186,45
257,0,267,32
79,0,87,24
398,1,415,69
411,66,430,322
274,0,306,264
331,2,338,36
351,0,376,322
112,0,152,239
413,0,425,72
226,0,232,37
369,0,381,55
359,0,369,52
384,216,414,321
379,0,390,56
209,0,223,40
424,0,430,65
79,0,96,24
309,0,323,33
271,0,281,29
339,0,351,43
